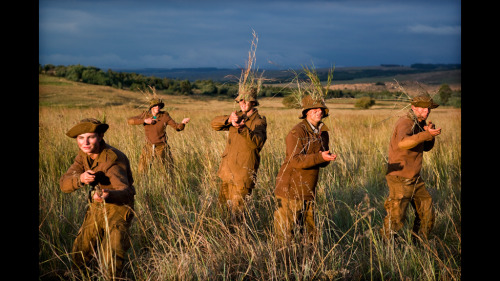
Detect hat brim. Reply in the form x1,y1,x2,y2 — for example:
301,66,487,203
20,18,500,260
299,108,329,119
411,101,439,109
150,103,164,109
235,98,259,106
66,123,109,138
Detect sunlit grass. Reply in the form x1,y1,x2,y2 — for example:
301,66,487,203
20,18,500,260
39,93,461,280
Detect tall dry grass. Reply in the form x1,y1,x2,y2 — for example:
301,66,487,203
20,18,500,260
39,97,461,280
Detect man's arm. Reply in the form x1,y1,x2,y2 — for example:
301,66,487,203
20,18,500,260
286,128,327,169
211,115,231,131
398,121,441,150
59,154,85,193
97,163,135,204
163,112,186,131
398,131,434,150
237,116,267,150
127,112,148,125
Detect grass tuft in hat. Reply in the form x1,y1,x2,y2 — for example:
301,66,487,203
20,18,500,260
136,85,165,110
299,94,330,119
393,80,439,109
149,98,165,110
288,63,334,119
410,90,439,109
233,30,264,107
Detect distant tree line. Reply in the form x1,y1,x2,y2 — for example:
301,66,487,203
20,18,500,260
410,63,461,71
39,64,290,98
39,64,374,98
39,64,404,99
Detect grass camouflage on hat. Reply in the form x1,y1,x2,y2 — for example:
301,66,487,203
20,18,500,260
299,94,330,119
149,98,165,110
234,30,263,107
136,85,165,111
287,64,333,119
235,88,260,106
410,92,439,109
66,118,109,138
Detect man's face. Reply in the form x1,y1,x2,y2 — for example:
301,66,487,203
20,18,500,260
239,100,254,113
151,105,160,115
306,108,324,124
411,105,430,122
77,133,102,155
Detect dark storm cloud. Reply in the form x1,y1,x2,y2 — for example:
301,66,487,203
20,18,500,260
39,0,461,69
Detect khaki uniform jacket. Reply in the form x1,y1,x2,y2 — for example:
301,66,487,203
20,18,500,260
274,120,330,201
60,141,136,206
386,111,435,179
128,111,185,145
211,109,267,188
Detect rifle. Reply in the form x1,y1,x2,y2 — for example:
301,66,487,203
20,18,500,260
87,171,104,200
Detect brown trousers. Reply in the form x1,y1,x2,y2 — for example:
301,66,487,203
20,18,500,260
273,195,316,243
72,201,134,279
381,175,435,240
138,142,174,174
218,180,254,223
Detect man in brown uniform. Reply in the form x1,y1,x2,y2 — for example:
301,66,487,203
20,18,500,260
211,89,267,223
128,98,190,174
273,95,337,243
381,92,442,242
60,118,136,279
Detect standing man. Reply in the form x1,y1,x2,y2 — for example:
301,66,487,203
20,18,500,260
60,118,136,279
381,92,442,242
128,98,190,175
273,94,337,244
211,88,267,224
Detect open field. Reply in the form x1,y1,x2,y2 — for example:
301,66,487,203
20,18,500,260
39,76,461,280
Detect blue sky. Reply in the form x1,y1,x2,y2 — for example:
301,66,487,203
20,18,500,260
39,0,461,70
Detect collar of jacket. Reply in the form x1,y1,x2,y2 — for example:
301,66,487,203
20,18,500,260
406,109,426,130
145,110,165,118
302,119,329,133
238,108,259,121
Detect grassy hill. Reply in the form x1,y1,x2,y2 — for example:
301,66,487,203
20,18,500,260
39,75,144,107
39,73,461,280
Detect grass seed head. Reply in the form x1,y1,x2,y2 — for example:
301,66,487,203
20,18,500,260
235,30,265,105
